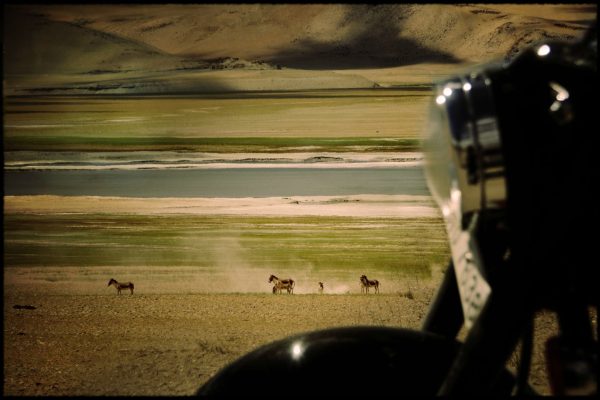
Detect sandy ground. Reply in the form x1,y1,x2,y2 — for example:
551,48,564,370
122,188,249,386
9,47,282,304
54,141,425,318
4,284,436,396
4,152,424,171
4,193,594,395
4,194,439,218
5,275,593,396
3,193,440,395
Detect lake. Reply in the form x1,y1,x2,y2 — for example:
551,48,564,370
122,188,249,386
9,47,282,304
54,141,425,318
4,167,428,197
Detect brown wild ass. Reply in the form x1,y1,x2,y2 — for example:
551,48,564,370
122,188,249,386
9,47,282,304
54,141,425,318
269,275,295,294
360,275,379,294
108,278,134,295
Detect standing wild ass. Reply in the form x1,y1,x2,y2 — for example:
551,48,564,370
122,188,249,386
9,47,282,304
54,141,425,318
108,278,134,295
360,275,379,294
269,275,295,294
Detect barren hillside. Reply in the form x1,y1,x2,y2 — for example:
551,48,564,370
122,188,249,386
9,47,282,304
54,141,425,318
3,4,596,94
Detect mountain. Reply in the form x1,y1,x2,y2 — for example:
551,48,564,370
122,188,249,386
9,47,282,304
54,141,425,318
3,4,596,94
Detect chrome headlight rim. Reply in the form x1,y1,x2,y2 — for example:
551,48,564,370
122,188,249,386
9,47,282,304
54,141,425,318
425,65,508,230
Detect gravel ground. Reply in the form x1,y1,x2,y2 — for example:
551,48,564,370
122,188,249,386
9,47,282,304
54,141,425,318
4,280,591,396
4,286,433,396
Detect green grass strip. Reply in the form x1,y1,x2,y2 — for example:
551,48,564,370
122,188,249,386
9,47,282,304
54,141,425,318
4,136,422,152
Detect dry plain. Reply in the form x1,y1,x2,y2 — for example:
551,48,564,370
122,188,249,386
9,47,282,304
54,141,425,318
4,197,591,396
4,4,597,396
5,268,584,396
4,287,434,396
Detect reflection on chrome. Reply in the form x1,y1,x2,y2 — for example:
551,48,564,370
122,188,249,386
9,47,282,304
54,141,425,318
537,44,551,57
550,81,570,101
426,67,507,227
291,341,304,361
548,81,574,123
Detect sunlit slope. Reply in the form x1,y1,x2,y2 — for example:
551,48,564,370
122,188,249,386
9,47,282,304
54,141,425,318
3,7,375,94
18,4,595,66
3,4,595,94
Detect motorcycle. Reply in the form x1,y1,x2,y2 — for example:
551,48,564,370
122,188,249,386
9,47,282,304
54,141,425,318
197,23,598,396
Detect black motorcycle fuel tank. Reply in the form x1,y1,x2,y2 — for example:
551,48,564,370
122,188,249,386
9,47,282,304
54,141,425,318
198,326,478,396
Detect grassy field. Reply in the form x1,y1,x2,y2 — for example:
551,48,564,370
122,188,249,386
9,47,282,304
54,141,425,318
3,214,449,271
4,88,445,293
3,214,449,294
3,89,430,152
4,136,421,153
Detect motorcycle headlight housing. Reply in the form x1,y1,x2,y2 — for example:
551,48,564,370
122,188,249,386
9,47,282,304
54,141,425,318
424,66,507,230
423,67,508,328
424,21,597,310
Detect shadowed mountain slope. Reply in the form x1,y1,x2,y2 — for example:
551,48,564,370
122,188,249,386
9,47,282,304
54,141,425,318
3,4,595,94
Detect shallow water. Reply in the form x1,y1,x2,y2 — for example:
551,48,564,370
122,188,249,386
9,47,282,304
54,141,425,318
4,167,428,197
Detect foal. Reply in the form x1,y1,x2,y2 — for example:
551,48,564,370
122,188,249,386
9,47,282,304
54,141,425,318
360,275,379,294
108,278,134,295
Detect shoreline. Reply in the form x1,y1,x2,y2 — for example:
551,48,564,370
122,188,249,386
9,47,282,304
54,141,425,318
4,161,423,171
4,151,424,171
4,194,440,218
